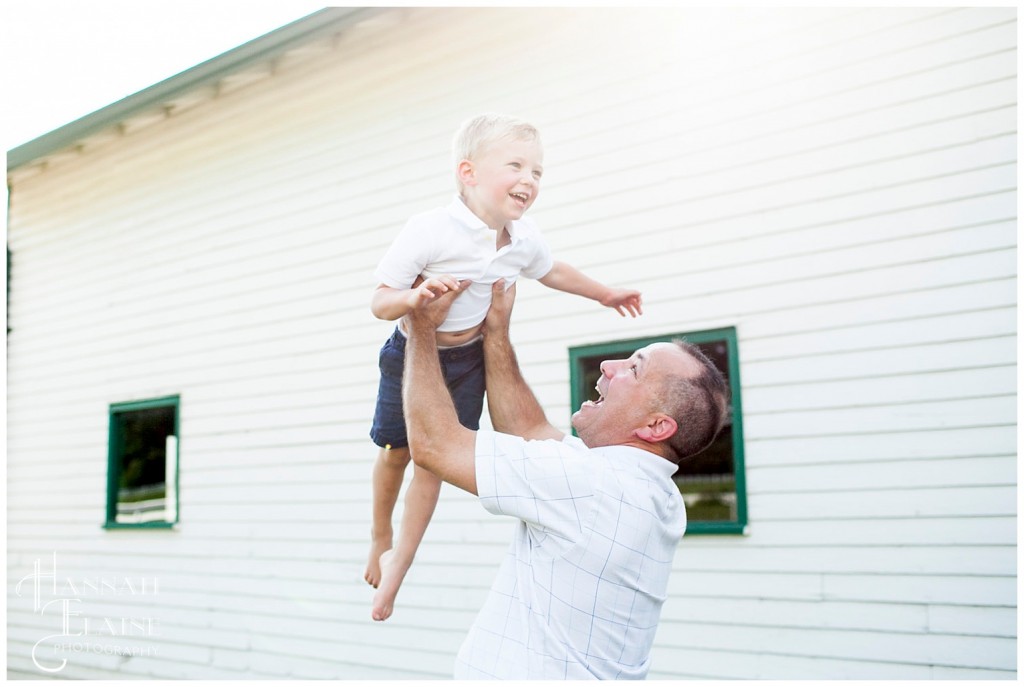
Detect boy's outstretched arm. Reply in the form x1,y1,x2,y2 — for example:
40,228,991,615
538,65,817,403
370,275,461,321
483,281,565,442
538,260,643,317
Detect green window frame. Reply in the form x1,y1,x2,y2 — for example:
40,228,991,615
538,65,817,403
7,247,11,334
105,395,180,529
569,327,747,535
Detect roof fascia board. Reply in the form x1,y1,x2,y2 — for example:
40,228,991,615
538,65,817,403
7,7,379,172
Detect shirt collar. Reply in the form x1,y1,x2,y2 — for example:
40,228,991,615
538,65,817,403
448,195,518,238
448,195,485,229
593,444,679,482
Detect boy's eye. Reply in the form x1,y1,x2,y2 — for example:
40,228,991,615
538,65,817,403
508,162,521,169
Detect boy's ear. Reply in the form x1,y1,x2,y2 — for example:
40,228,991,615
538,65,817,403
633,414,678,444
457,159,476,187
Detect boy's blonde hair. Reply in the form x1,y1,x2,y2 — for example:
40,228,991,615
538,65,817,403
452,113,541,191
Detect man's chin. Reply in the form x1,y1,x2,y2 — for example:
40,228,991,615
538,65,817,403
570,413,592,439
572,402,600,425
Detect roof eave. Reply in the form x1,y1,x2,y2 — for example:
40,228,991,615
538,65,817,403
7,7,378,173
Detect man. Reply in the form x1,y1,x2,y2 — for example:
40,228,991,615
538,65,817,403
398,278,729,679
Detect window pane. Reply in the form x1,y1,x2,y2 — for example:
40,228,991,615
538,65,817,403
674,339,736,523
113,405,175,524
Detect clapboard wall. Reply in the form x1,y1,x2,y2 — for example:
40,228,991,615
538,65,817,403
7,7,1016,679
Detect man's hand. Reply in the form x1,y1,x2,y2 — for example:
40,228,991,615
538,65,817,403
481,279,563,441
484,279,516,337
601,288,643,318
405,278,471,332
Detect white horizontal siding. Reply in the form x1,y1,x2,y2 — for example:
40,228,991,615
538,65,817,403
7,6,1015,681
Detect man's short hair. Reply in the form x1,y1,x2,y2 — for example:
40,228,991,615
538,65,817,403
661,340,730,463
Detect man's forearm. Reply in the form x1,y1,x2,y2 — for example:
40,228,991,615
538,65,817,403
403,316,478,494
483,329,563,441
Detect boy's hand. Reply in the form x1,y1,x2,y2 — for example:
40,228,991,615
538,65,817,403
601,288,643,318
405,278,471,331
406,274,461,310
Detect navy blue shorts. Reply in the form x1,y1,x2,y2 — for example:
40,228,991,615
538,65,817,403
369,327,486,449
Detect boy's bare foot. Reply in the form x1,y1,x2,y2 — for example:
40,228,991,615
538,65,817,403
365,531,392,588
371,549,410,621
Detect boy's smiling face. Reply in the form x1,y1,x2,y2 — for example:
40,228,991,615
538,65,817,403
458,137,544,231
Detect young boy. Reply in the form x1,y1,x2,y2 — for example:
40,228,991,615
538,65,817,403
366,113,643,621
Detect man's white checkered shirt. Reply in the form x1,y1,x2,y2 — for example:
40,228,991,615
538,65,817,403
455,429,686,679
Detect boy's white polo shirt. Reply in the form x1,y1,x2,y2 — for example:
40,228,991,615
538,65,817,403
457,429,686,680
374,197,554,332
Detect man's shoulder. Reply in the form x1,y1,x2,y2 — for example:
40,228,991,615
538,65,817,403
476,429,590,464
559,434,587,450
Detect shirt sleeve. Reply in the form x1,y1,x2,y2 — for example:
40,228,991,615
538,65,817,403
475,429,595,538
518,220,555,280
374,216,433,288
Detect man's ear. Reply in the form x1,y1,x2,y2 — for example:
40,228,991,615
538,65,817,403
457,159,476,187
634,414,678,444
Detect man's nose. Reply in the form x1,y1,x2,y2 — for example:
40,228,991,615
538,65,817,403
599,360,621,378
